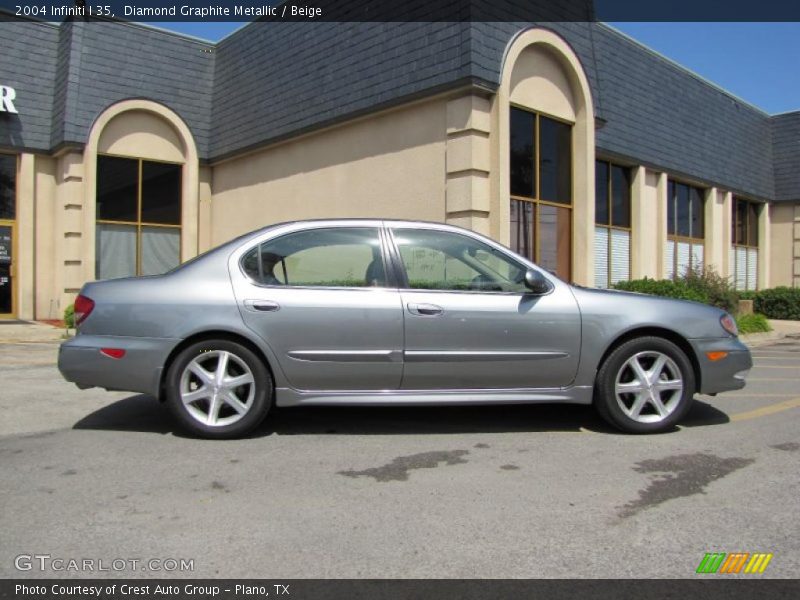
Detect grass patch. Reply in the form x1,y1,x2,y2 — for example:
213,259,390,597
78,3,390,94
736,313,771,335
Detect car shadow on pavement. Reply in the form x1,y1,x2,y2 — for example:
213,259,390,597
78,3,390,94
72,395,730,438
73,395,617,437
262,403,619,436
73,395,175,435
681,398,731,428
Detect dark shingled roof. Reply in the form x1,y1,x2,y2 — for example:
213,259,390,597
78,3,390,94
1,11,796,203
772,112,800,202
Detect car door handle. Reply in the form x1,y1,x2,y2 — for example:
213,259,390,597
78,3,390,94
407,302,443,316
244,299,281,312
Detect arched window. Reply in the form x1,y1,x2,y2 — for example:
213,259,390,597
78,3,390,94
499,29,595,286
87,101,197,282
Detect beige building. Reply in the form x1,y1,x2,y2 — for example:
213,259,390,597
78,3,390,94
1,17,798,320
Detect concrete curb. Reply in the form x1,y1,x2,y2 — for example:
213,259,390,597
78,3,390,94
742,320,800,348
741,331,786,348
0,321,66,344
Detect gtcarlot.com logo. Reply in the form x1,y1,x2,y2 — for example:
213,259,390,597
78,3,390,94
14,554,194,573
696,552,773,574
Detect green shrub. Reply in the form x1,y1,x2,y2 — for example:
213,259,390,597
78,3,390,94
736,290,757,301
736,313,771,334
754,286,800,320
613,278,707,304
682,266,738,314
63,304,75,329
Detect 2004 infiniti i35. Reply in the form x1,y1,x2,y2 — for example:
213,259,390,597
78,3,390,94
59,219,752,438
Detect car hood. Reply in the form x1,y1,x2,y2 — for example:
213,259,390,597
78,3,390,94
569,285,731,340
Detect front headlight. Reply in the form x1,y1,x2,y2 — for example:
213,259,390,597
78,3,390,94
720,313,738,337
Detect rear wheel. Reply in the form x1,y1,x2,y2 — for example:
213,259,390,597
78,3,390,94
166,339,272,439
595,336,695,433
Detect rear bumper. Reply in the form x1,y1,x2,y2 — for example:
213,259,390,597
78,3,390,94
58,334,179,398
689,336,753,395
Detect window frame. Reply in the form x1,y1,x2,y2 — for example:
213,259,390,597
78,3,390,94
731,197,760,291
509,104,574,279
0,152,18,222
239,226,394,291
595,159,632,288
387,226,543,296
95,153,183,278
732,197,760,250
0,154,18,317
666,179,706,278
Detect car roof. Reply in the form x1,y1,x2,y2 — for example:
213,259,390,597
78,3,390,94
244,218,473,237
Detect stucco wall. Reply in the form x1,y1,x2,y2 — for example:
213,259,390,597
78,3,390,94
210,99,448,246
769,203,795,288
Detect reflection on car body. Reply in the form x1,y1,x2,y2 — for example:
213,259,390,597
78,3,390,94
59,219,752,438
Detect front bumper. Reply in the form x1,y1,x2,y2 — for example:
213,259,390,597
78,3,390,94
689,336,753,395
58,334,179,398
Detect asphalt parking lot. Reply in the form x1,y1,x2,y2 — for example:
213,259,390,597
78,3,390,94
0,335,798,579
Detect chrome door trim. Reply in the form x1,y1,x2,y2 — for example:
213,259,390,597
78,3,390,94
287,349,403,363
404,350,569,362
274,385,596,406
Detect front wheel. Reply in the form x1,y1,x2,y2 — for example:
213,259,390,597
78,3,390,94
166,339,272,439
594,336,695,433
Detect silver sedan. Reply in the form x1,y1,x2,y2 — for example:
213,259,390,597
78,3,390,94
59,219,752,438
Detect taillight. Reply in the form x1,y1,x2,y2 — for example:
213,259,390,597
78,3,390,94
74,294,95,327
720,313,738,337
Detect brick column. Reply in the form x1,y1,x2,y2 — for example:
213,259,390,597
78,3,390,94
56,152,86,311
793,204,800,288
445,94,491,236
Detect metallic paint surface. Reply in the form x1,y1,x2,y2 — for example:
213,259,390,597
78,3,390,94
58,219,751,409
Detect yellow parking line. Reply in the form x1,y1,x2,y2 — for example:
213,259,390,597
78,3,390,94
730,398,800,422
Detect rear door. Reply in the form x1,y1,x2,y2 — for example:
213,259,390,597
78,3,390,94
388,225,581,390
231,224,404,391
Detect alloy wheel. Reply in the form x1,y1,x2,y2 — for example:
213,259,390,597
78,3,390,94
614,351,684,424
179,350,256,427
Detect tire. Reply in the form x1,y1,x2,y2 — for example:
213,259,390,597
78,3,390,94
594,336,695,434
165,339,272,439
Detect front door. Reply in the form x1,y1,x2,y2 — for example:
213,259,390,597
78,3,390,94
0,222,14,318
389,226,581,390
232,225,403,391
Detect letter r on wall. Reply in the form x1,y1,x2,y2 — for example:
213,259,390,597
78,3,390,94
0,87,18,114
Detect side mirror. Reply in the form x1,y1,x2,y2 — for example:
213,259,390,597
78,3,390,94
524,269,551,295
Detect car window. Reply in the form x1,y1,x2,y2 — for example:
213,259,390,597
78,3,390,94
391,228,528,292
242,227,387,288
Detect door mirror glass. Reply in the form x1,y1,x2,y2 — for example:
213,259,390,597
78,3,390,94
524,269,551,295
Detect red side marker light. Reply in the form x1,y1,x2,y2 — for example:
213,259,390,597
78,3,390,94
706,351,728,362
100,348,126,359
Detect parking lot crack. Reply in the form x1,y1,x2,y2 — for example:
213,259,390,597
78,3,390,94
338,450,469,482
618,453,755,518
